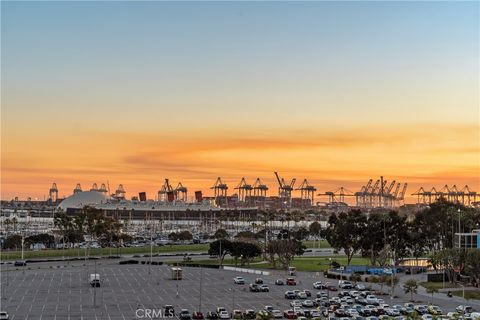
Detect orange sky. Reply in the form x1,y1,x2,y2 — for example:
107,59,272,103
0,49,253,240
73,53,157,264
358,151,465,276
2,123,479,202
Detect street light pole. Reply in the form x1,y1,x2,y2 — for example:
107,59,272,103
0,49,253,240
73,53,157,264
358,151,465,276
199,267,203,312
231,288,235,313
21,236,24,260
149,219,153,275
458,209,461,249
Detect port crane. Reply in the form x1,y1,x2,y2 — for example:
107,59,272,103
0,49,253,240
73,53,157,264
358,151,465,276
158,179,175,202
234,178,253,203
252,178,268,208
296,179,316,207
73,183,82,194
175,182,188,202
412,184,477,206
318,187,355,203
211,177,228,206
274,172,296,207
49,183,58,202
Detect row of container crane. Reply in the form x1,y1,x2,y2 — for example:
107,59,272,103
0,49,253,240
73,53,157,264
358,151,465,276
318,177,408,208
48,175,477,208
412,185,477,206
211,173,317,208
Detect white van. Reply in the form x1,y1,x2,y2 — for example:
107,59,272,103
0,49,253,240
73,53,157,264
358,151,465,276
89,274,100,287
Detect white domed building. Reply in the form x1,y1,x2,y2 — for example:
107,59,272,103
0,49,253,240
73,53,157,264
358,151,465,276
57,190,110,212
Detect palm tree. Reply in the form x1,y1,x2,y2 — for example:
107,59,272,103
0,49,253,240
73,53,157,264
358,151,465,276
3,218,12,236
11,217,18,233
403,279,418,302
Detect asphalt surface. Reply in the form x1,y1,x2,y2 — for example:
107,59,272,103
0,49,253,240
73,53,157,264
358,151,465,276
1,257,479,320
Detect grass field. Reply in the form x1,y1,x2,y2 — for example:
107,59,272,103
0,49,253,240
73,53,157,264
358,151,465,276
420,281,459,290
0,244,209,261
452,289,480,301
1,240,332,261
249,257,369,272
183,256,369,272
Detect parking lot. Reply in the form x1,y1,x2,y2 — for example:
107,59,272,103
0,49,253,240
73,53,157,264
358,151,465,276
1,258,479,319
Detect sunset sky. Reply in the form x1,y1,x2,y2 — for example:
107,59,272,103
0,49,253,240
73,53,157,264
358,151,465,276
1,1,479,202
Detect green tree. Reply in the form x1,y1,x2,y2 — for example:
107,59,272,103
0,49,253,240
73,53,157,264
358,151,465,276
403,279,418,302
361,212,388,266
25,233,55,248
266,239,305,270
208,239,232,266
291,227,309,241
230,241,262,266
309,221,322,237
2,234,22,250
465,249,480,285
322,210,367,265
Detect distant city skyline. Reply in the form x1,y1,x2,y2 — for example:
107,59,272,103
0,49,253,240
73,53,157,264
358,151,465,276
1,1,479,200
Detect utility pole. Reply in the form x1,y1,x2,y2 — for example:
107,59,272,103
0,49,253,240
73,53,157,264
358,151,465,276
458,209,461,248
199,267,203,312
93,259,97,308
149,216,153,275
21,236,25,260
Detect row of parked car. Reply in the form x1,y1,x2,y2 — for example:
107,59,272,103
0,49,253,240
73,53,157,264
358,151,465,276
279,279,478,320
159,276,477,320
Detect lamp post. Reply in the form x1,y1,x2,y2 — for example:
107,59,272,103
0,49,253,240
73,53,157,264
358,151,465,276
231,288,235,313
199,267,203,312
458,209,461,249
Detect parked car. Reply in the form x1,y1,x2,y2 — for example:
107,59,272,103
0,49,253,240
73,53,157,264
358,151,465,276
286,278,297,285
219,311,230,320
355,284,367,291
259,284,269,292
427,306,442,316
216,307,227,314
275,279,285,285
206,312,218,319
456,305,473,314
180,309,192,320
255,278,263,284
296,291,307,299
0,312,9,320
234,277,245,284
302,300,314,308
193,312,204,320
243,310,256,320
283,310,297,319
271,310,283,319
313,281,323,289
303,289,312,297
264,306,274,313
232,310,243,319
285,291,296,299
339,280,353,289
14,261,26,267
249,284,260,292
